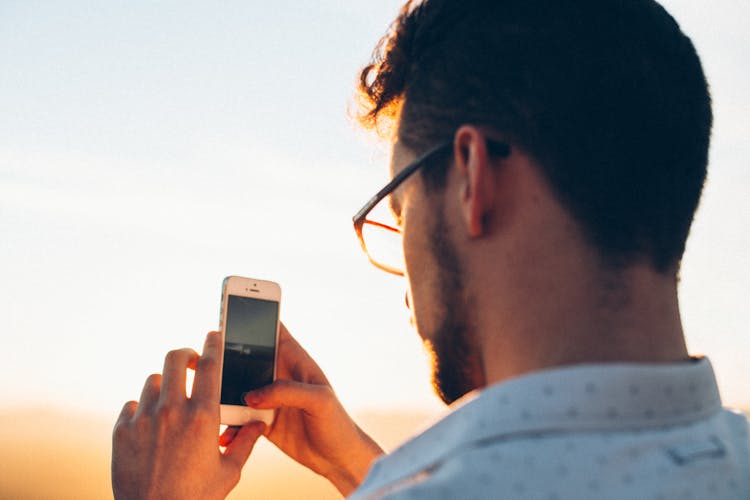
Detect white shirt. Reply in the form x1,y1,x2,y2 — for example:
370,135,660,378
350,358,750,499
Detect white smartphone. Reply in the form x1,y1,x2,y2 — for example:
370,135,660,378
218,276,281,426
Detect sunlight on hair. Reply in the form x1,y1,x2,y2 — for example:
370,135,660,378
351,90,403,142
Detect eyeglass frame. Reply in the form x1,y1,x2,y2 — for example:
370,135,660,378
352,137,511,276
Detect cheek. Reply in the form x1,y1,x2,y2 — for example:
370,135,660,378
402,223,441,338
401,195,431,277
401,211,427,302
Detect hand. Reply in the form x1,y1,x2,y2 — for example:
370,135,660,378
239,323,385,496
111,331,265,500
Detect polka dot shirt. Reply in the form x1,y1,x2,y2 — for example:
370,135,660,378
349,358,749,500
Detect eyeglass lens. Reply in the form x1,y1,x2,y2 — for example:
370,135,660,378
361,196,404,274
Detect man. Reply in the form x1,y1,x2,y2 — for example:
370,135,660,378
112,0,750,498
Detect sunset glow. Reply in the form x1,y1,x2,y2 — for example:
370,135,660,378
0,1,748,498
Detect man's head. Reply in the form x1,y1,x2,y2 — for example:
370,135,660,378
358,0,712,272
356,0,711,403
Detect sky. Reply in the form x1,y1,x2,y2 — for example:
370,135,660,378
0,0,748,422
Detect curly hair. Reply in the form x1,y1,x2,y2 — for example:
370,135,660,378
354,0,712,272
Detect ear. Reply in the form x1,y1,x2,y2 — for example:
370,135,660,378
453,126,498,238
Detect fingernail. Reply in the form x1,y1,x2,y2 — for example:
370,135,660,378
244,391,261,406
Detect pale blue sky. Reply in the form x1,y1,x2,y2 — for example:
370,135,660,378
0,1,747,418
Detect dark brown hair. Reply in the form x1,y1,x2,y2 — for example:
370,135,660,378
356,0,712,272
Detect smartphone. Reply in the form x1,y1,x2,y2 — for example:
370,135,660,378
219,276,281,426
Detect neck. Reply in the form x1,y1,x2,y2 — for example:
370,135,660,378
467,226,689,389
441,148,690,390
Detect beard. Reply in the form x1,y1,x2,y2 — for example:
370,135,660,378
424,210,484,405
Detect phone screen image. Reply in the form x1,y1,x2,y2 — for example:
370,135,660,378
221,294,279,406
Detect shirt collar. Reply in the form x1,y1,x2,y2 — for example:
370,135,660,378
358,357,722,494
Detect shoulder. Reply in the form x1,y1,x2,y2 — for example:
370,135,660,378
359,411,750,500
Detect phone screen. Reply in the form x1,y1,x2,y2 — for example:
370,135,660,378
221,295,279,406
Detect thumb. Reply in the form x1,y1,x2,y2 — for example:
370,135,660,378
245,380,334,412
222,421,266,472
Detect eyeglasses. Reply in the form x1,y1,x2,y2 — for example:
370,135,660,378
352,138,510,276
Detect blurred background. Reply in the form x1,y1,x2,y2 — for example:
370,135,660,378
0,1,747,498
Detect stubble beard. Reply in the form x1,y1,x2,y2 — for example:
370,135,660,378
425,210,484,405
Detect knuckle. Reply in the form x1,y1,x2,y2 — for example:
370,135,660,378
133,413,152,433
112,420,130,443
318,384,335,400
164,349,181,365
145,373,162,387
205,331,222,345
317,386,339,412
223,458,243,482
195,354,218,372
114,401,138,439
154,403,178,423
121,399,139,414
164,348,198,370
190,401,215,421
226,468,242,487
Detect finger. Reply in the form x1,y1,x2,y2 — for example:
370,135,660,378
113,401,138,446
160,348,199,405
222,421,266,471
277,323,329,385
135,373,161,415
244,379,333,412
191,331,222,404
117,400,138,425
219,425,241,447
